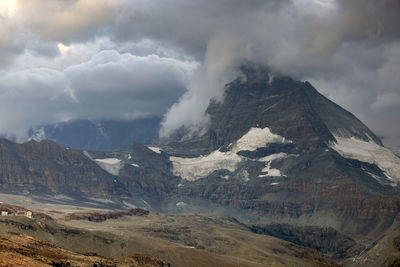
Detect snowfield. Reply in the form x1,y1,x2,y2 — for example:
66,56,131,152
94,158,122,176
331,135,400,182
170,127,294,181
170,150,242,181
232,127,291,153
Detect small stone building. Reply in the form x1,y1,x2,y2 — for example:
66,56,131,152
15,210,33,218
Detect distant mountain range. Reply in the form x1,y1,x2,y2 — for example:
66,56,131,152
28,117,162,151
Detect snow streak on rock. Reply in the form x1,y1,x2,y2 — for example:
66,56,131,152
258,153,289,177
147,146,162,154
94,158,122,176
331,135,400,183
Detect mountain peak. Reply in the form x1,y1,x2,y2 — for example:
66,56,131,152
160,65,381,157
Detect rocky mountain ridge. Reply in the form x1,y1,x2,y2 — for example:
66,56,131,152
0,138,129,199
0,65,399,242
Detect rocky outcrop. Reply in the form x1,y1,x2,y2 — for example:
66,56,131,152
63,208,149,222
174,180,400,235
250,223,364,259
0,203,52,220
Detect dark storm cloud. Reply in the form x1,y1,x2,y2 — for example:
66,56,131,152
111,0,291,60
141,0,400,139
0,0,399,142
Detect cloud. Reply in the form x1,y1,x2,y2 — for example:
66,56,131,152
153,0,400,139
372,92,400,111
0,50,196,140
16,0,119,43
0,0,124,69
0,0,399,142
160,33,247,138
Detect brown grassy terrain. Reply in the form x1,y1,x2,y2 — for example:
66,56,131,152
344,214,400,267
60,213,341,267
0,233,169,267
0,203,341,267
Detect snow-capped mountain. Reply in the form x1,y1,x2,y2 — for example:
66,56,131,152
159,65,399,189
28,117,162,151
76,66,400,239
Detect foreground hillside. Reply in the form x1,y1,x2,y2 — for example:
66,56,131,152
0,201,341,267
1,198,400,266
0,233,168,267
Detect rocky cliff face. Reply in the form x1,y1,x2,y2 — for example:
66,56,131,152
249,223,364,259
0,138,129,198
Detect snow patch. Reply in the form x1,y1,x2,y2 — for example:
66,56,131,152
258,153,289,177
147,146,162,154
82,150,92,159
170,150,242,181
123,201,137,209
242,170,249,182
141,199,151,208
52,194,74,201
86,197,115,204
94,158,122,176
232,127,291,153
29,127,46,142
95,158,121,164
331,135,400,182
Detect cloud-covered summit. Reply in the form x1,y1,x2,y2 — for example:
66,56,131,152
0,0,399,142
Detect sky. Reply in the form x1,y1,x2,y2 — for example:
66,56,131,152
0,0,399,144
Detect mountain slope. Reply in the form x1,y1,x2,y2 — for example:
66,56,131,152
0,138,129,199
